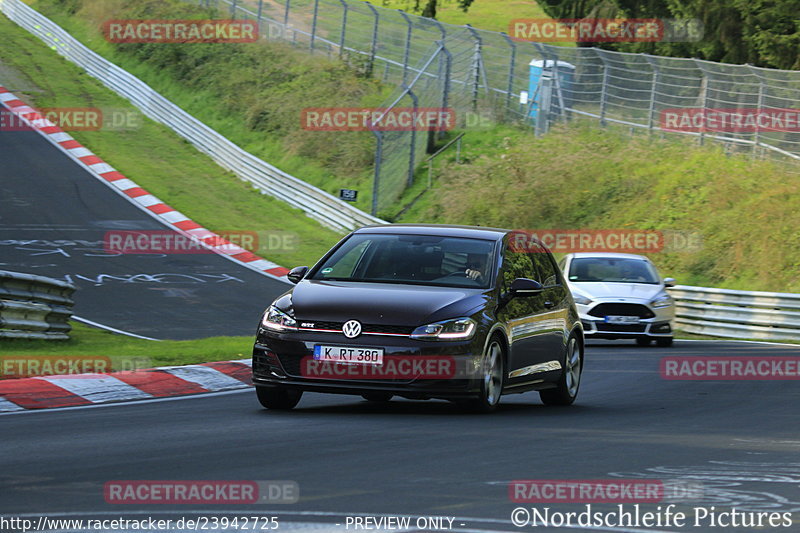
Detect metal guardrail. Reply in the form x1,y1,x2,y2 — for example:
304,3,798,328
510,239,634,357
0,270,76,340
668,285,800,341
0,0,385,233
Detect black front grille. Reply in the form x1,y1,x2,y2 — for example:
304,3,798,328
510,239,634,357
597,324,647,333
276,353,303,376
588,303,655,319
298,320,413,335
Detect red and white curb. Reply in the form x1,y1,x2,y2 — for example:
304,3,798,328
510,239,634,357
0,86,290,280
0,360,253,412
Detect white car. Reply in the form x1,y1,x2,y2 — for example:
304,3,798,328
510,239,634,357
559,253,675,347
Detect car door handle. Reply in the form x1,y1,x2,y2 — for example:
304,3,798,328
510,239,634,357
544,300,556,308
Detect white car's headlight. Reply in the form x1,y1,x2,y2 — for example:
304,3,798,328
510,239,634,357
411,318,476,341
261,305,298,331
651,296,673,308
573,295,592,305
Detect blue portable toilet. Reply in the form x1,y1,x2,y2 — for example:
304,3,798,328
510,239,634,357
527,59,575,123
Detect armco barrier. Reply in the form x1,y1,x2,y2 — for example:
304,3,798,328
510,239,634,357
0,0,385,232
669,285,800,342
0,270,76,340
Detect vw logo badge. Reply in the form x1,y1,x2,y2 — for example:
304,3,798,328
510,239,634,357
342,320,362,338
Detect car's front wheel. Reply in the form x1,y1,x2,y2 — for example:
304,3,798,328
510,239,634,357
540,336,582,406
256,387,303,410
460,337,505,413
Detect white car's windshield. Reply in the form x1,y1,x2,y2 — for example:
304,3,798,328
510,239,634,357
569,257,660,284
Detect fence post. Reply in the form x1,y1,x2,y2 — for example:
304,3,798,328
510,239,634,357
398,10,413,86
365,2,379,78
465,25,486,111
694,60,709,146
310,0,320,50
407,87,418,187
597,51,609,127
257,0,263,22
439,41,452,139
371,130,383,216
501,32,516,121
337,0,348,56
750,66,764,155
230,0,238,17
645,55,659,134
283,0,291,28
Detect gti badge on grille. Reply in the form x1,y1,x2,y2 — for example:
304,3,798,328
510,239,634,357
342,320,362,338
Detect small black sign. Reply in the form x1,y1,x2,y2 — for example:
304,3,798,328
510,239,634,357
340,189,358,202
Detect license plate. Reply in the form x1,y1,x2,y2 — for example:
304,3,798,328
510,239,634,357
605,315,640,324
313,345,384,365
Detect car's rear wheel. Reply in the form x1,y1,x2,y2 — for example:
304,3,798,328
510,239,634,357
636,337,652,346
256,387,303,410
460,337,505,413
655,337,673,347
362,392,393,402
540,336,582,406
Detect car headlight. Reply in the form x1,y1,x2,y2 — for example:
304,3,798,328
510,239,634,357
261,305,298,331
573,295,592,305
410,318,476,341
650,296,673,308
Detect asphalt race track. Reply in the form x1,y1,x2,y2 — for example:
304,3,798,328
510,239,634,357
0,116,290,339
2,340,799,532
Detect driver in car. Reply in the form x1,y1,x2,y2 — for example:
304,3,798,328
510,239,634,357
465,253,488,281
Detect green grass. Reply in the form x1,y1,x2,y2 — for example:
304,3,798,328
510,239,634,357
26,0,392,215
397,121,800,293
0,13,342,269
0,323,253,366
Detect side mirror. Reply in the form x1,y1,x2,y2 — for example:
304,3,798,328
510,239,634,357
663,277,676,288
510,278,544,296
287,266,309,284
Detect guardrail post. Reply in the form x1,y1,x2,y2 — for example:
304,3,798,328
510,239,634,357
398,10,413,86
365,2,379,79
500,32,516,121
337,0,348,57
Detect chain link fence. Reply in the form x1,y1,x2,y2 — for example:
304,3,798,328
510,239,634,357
195,0,800,214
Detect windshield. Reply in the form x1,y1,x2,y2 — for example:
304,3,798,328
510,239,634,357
568,257,660,284
309,233,496,288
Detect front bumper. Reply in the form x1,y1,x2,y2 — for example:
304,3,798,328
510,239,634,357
252,328,485,400
577,299,674,339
